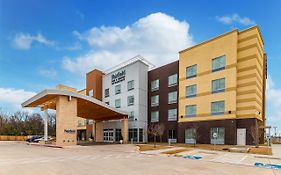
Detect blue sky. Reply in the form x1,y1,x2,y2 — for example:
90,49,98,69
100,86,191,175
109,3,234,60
0,0,281,134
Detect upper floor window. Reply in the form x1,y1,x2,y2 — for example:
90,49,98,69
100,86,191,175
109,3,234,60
168,74,178,87
104,88,109,97
212,55,226,72
186,84,197,98
115,84,121,95
212,78,225,93
127,95,134,106
168,109,177,121
151,111,159,122
185,105,196,117
151,95,159,107
168,91,177,104
127,80,134,91
186,64,197,79
128,111,134,121
211,101,225,116
89,89,94,97
115,99,121,108
151,79,159,91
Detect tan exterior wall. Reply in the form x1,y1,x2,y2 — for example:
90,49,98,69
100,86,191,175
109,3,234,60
95,121,104,142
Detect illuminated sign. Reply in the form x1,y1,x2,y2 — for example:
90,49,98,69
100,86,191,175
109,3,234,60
112,70,126,85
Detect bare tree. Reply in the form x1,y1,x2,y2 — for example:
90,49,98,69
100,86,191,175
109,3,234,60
249,125,258,146
191,123,200,148
148,123,165,148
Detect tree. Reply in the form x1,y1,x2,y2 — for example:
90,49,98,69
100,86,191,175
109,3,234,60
191,123,200,148
249,125,258,146
148,123,165,148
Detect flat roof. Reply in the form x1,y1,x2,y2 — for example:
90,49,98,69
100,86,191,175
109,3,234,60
22,89,127,121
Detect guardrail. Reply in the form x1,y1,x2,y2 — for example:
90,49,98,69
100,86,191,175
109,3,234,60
0,135,28,141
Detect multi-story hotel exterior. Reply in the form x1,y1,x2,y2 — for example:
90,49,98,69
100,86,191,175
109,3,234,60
148,61,179,143
178,26,266,145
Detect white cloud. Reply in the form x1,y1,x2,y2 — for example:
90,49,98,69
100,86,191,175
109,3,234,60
12,32,55,50
65,42,82,51
63,12,193,74
216,13,255,26
0,88,36,112
38,68,57,79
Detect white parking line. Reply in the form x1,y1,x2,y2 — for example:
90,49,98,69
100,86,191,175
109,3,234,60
239,155,248,163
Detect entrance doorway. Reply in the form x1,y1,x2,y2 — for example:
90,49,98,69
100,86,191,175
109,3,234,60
103,129,114,142
237,128,246,145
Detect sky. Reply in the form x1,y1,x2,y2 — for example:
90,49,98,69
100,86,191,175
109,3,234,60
0,0,281,134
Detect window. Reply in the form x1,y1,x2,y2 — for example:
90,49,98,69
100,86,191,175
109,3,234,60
89,89,94,97
211,101,225,115
115,99,121,108
210,127,225,144
129,128,138,142
168,109,177,121
186,64,197,79
168,91,177,104
212,78,225,93
186,84,197,98
185,105,196,117
212,55,226,72
185,128,196,144
128,111,134,121
168,74,178,87
115,129,122,142
151,111,159,122
105,101,109,105
115,84,121,94
168,130,177,139
128,80,134,91
151,79,159,91
127,95,134,106
104,88,109,97
139,128,143,142
151,95,159,107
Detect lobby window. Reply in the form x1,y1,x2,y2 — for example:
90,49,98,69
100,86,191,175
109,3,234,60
89,89,94,97
186,84,197,98
186,64,197,79
211,101,225,115
212,78,225,93
104,88,109,97
168,130,177,139
151,79,159,91
115,84,121,95
115,99,121,108
212,55,226,72
168,109,177,121
127,95,134,106
168,74,178,87
128,111,134,121
151,111,159,122
210,127,225,144
168,91,177,104
127,80,134,91
151,95,159,107
185,105,196,117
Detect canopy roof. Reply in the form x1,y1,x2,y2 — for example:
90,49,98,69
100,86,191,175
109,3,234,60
22,89,127,121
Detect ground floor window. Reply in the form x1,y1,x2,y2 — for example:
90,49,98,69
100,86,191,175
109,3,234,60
185,128,196,144
210,127,225,144
168,130,177,139
139,128,143,142
104,129,114,142
129,128,138,142
115,129,122,142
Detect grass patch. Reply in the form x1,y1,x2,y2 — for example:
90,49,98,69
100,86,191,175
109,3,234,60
137,144,171,151
248,146,272,155
161,149,190,155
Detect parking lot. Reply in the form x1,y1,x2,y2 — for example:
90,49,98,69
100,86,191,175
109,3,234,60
0,141,281,175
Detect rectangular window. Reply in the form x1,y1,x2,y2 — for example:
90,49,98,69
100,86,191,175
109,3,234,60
212,55,226,72
168,130,177,139
211,101,225,115
139,128,143,142
115,129,122,142
185,128,196,144
128,111,134,121
151,111,159,122
168,109,177,121
151,79,159,91
168,74,178,87
127,95,134,106
115,84,121,94
115,99,121,108
210,127,225,144
168,91,177,104
186,84,197,98
186,64,197,79
128,128,138,142
104,88,109,97
185,105,196,117
212,78,225,93
127,80,134,91
151,95,159,107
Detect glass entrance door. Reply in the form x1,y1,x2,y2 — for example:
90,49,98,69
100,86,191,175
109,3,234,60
104,129,114,142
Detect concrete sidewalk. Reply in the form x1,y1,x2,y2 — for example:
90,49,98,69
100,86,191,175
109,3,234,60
272,144,281,157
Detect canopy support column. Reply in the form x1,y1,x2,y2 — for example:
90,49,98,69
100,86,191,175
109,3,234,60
44,109,48,141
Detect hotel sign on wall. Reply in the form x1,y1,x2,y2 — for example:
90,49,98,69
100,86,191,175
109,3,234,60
112,70,126,85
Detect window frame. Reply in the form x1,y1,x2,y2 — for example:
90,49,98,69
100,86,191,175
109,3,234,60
185,104,197,117
168,74,178,87
127,80,134,91
186,84,197,98
115,99,121,108
151,79,160,91
127,95,134,106
115,84,121,95
151,95,159,107
104,88,110,98
211,101,225,116
212,78,225,94
168,91,177,104
168,108,177,121
186,64,197,79
151,111,159,122
212,55,226,72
